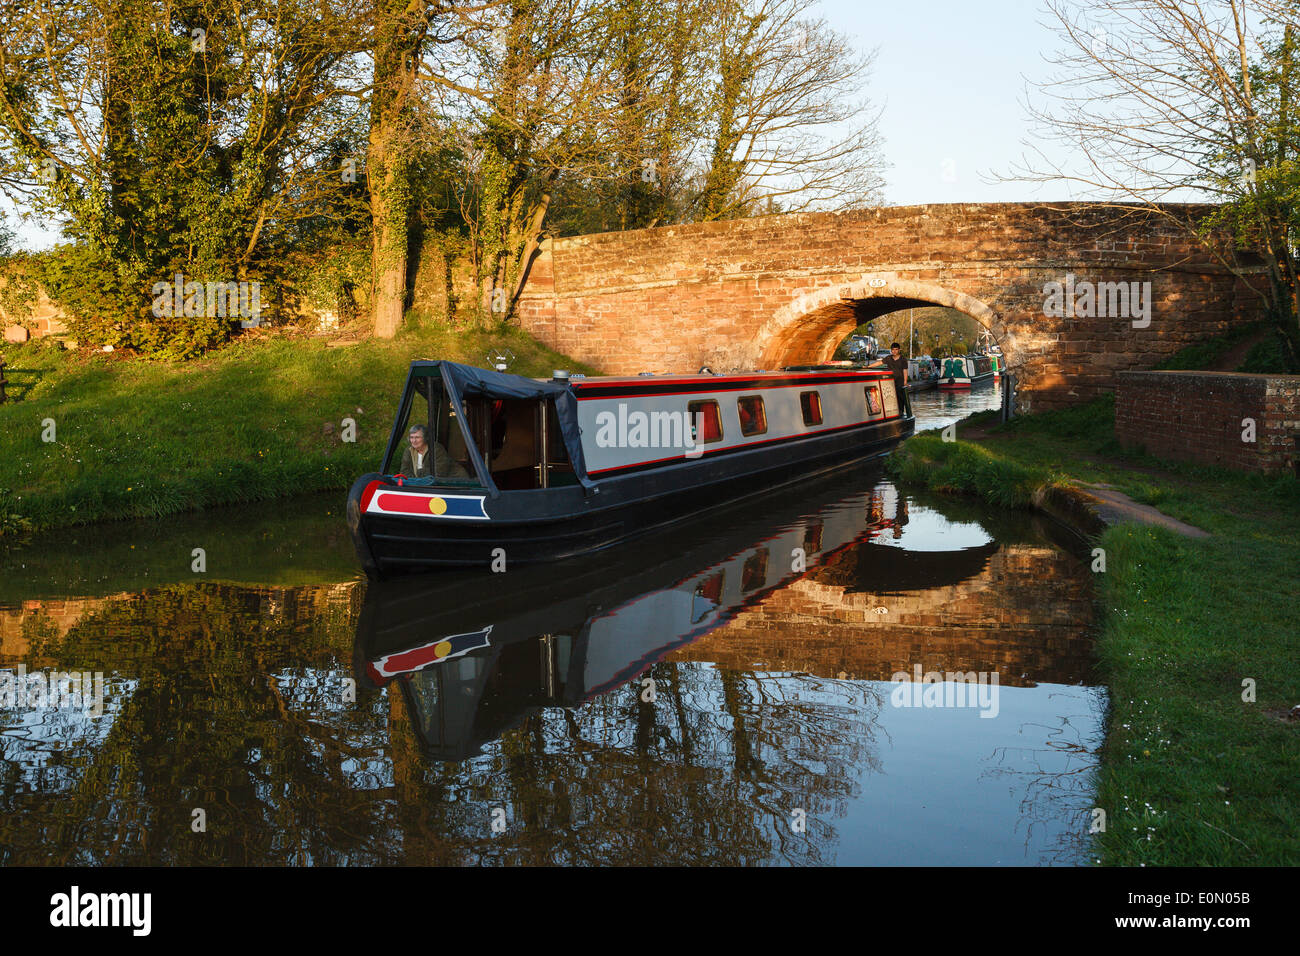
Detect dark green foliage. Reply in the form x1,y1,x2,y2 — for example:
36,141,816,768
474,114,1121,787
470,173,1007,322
0,0,366,355
884,434,1049,509
1237,330,1293,373
1153,322,1264,371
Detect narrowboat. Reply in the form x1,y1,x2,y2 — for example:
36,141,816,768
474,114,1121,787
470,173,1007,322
976,333,1003,381
907,355,940,393
937,354,996,391
346,361,913,576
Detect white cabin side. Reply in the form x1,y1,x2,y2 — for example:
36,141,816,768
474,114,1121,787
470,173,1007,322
573,372,901,476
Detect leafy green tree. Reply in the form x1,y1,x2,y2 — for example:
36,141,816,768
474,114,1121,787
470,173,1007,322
1203,8,1300,367
367,0,436,337
0,0,366,355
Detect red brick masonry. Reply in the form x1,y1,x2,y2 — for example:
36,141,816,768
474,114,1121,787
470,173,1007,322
1116,370,1300,474
516,203,1266,413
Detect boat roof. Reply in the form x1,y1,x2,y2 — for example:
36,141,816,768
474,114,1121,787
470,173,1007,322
572,368,883,385
408,360,890,390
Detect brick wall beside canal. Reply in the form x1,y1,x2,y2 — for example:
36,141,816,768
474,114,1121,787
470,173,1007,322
1116,369,1300,474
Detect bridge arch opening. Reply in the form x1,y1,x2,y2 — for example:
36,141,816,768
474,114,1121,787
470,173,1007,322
755,277,1007,370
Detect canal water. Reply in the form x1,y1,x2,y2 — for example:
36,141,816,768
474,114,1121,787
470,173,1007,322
0,380,1106,866
910,378,1005,433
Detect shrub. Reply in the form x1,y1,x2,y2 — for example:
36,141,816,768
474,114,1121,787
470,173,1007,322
1236,331,1292,373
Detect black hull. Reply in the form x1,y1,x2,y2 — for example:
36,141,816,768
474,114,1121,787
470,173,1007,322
348,414,914,576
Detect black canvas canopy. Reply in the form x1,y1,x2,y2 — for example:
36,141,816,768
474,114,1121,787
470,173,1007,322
413,361,595,496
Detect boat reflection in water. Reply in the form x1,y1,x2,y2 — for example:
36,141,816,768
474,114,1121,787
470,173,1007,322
356,467,1102,867
358,473,919,760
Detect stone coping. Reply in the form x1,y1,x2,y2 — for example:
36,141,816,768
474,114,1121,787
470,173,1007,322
1117,369,1300,384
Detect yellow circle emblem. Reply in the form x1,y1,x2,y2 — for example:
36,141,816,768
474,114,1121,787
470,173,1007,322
434,641,453,658
428,497,448,515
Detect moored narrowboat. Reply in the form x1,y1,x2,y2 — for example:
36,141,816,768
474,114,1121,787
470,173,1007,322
938,354,996,391
907,355,940,393
347,361,913,576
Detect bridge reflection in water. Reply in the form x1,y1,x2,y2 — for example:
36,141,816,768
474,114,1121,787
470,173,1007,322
0,468,1103,866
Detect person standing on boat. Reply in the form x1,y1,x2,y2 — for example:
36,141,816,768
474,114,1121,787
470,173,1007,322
881,342,911,416
400,424,469,480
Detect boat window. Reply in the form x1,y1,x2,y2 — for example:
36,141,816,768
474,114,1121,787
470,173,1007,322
385,374,481,485
737,396,767,437
688,400,724,443
741,549,769,592
800,391,823,426
385,387,418,474
864,385,883,416
456,396,574,491
692,570,725,622
543,400,578,486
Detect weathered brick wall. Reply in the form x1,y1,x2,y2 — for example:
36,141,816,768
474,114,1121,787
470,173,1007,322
1116,370,1300,473
517,202,1267,412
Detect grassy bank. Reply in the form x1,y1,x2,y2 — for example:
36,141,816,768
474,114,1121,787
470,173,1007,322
0,318,596,535
888,399,1300,865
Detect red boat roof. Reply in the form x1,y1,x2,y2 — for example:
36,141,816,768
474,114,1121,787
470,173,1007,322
567,368,889,389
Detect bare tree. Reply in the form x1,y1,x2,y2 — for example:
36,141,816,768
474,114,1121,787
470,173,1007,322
431,0,645,318
1003,0,1300,366
695,0,887,220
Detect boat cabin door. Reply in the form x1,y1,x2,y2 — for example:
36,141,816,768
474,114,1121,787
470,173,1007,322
453,397,573,490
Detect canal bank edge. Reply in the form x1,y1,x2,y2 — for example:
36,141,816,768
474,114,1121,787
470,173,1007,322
1030,482,1209,540
0,323,600,536
887,430,1208,542
886,419,1300,867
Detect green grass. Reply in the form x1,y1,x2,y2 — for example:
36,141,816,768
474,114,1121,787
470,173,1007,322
0,315,597,534
889,397,1300,865
1089,521,1299,865
885,433,1050,509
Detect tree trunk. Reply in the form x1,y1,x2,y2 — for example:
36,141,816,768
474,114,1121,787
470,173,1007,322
508,186,553,315
367,0,424,338
370,195,408,338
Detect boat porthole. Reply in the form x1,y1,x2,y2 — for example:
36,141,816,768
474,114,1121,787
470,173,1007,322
428,497,448,515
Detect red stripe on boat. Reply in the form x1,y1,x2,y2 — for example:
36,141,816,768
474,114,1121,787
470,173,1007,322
375,492,439,514
359,479,382,514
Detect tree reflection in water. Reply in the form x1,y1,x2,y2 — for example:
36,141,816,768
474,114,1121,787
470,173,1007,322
426,667,888,866
982,687,1107,867
0,584,887,865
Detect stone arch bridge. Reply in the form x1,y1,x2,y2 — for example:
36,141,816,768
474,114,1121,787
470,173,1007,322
516,203,1265,411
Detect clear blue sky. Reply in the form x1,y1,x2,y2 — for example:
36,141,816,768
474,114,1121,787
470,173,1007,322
816,0,1076,205
3,1,1072,249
